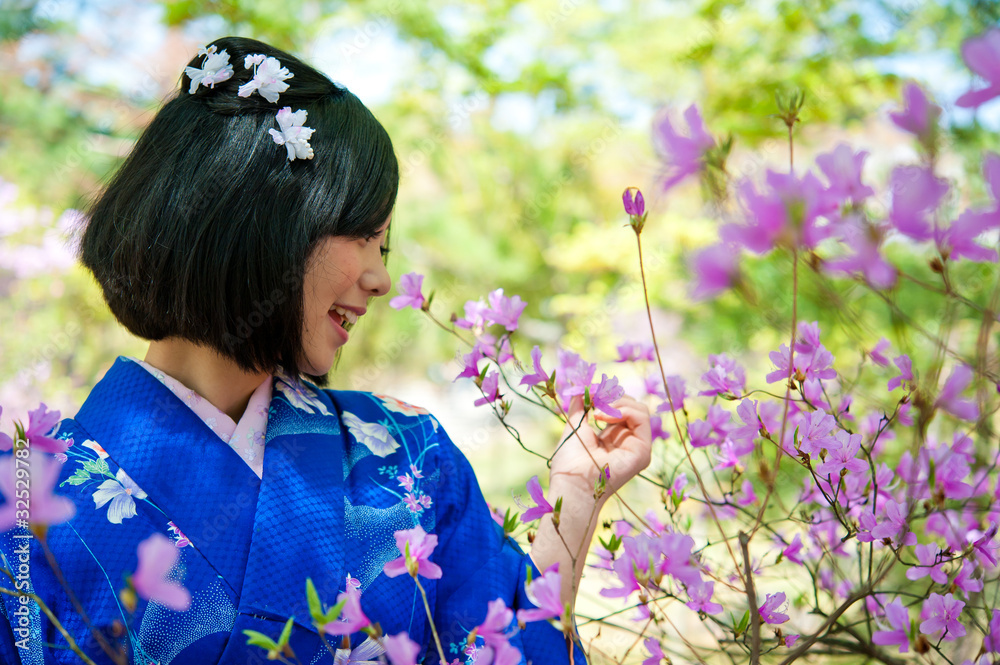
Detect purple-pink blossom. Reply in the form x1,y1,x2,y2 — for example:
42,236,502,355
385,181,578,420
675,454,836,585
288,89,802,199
485,288,527,332
616,341,656,363
869,338,891,366
919,592,966,641
476,598,516,647
825,215,896,289
815,143,875,206
642,637,665,665
321,585,370,636
887,355,913,392
985,609,1000,653
906,543,948,584
517,563,563,623
725,170,833,254
699,353,746,397
872,598,911,653
383,525,442,580
383,632,420,665
813,430,866,478
0,454,76,532
520,476,553,523
957,28,1000,109
870,500,916,547
519,346,549,388
388,272,425,311
758,592,789,625
653,104,715,192
685,580,722,615
590,374,625,419
689,243,739,301
890,83,941,140
553,349,596,410
889,165,949,241
474,371,501,408
935,364,978,422
132,533,191,611
623,187,645,216
23,404,69,454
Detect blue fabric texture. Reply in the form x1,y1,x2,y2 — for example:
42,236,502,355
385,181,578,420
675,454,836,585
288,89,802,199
0,358,586,664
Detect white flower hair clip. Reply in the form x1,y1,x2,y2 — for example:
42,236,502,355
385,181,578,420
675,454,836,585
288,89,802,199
269,107,315,161
238,53,293,104
184,45,234,94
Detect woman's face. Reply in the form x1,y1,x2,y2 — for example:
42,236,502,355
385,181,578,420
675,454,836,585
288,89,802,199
299,215,392,376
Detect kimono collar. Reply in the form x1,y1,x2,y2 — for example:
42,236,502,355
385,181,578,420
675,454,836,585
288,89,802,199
127,356,271,478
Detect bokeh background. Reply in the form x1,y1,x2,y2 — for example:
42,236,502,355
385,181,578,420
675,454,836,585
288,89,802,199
2,1,1000,656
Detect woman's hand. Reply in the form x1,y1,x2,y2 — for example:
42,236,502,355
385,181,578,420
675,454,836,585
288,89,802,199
549,395,653,498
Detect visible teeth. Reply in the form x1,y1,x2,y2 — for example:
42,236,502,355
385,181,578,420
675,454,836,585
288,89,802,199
331,305,358,325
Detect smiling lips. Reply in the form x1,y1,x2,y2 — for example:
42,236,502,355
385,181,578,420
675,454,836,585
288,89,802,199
330,304,360,326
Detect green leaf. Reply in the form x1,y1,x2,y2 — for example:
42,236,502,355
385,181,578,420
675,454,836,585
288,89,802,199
322,598,347,625
306,578,324,625
735,609,750,636
277,617,294,648
82,458,109,476
243,630,279,651
502,508,520,536
64,469,92,486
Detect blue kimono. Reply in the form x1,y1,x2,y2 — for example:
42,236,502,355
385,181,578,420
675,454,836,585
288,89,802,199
0,357,585,664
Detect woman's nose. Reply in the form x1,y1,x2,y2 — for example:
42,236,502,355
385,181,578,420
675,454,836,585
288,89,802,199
362,254,392,297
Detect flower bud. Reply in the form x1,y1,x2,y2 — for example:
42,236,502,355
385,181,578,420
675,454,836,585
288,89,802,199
622,187,645,216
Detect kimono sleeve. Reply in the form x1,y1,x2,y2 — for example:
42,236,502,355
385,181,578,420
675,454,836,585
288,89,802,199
428,420,586,664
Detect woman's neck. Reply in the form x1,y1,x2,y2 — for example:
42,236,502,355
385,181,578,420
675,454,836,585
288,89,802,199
143,339,271,422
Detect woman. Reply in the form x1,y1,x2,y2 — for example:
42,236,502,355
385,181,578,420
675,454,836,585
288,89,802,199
0,36,651,664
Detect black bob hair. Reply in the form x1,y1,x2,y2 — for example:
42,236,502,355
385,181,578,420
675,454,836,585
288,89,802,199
81,36,398,385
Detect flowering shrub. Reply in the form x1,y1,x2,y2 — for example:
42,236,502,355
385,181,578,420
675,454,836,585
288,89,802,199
3,25,1000,665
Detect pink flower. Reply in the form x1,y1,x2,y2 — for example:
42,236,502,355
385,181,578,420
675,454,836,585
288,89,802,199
825,216,896,289
953,559,983,594
519,346,549,387
653,104,715,192
321,585,370,636
0,454,76,531
758,592,789,624
889,166,949,241
890,83,941,139
519,476,553,523
642,637,664,665
24,404,69,454
455,299,490,330
623,187,645,216
869,338,891,367
590,374,625,419
906,543,948,584
887,355,913,392
985,609,1000,653
517,563,563,623
383,632,420,665
397,473,415,492
872,599,910,653
781,534,805,565
870,500,916,546
935,364,979,422
554,349,596,410
699,354,746,397
485,288,526,332
615,341,655,362
132,533,191,611
815,143,875,206
957,28,1000,108
919,592,966,641
726,171,832,253
689,243,739,301
685,580,722,615
383,525,443,579
476,598,516,647
936,208,999,263
813,430,866,478
389,272,425,311
474,372,501,408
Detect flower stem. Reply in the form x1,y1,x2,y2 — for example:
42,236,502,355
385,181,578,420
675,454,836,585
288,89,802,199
413,576,446,663
634,231,743,578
